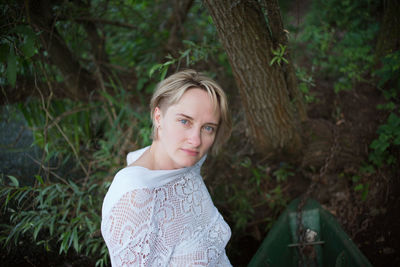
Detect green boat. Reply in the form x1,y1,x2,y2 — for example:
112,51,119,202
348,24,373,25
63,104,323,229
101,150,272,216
248,198,373,267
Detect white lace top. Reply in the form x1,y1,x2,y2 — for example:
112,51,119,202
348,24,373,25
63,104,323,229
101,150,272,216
101,147,232,266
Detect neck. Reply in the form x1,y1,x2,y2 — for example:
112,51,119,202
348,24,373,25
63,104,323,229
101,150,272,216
148,141,173,170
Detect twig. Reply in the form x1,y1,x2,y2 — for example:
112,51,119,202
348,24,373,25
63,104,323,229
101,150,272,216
0,126,25,149
74,17,138,30
27,154,68,185
32,68,50,181
46,106,92,130
33,68,89,177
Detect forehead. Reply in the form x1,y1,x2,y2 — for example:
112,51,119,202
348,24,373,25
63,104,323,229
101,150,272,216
166,88,220,122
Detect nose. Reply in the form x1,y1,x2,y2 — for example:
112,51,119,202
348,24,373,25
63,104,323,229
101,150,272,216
188,128,201,147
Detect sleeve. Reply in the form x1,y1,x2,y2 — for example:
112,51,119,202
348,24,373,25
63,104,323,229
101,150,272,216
101,188,162,266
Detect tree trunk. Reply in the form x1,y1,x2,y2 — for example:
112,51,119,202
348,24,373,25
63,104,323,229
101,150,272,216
165,0,194,57
204,0,306,157
74,0,111,76
375,0,400,61
26,0,97,101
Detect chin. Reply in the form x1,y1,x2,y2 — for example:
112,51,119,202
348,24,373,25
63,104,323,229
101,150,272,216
177,158,199,168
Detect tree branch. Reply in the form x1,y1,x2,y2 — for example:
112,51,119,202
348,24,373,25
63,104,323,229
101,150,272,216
25,0,96,100
165,0,194,57
74,17,138,30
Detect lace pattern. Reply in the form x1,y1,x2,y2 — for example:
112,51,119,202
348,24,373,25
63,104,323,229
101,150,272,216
101,169,232,266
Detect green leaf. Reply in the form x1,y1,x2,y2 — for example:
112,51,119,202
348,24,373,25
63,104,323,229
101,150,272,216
21,33,36,58
182,40,195,46
7,47,17,87
69,180,80,194
352,175,361,182
180,49,190,59
394,134,400,145
35,175,44,185
270,57,278,66
387,113,400,127
73,227,79,252
160,67,168,80
148,64,162,78
7,175,19,187
85,216,95,233
279,44,286,53
60,231,71,254
361,185,369,201
0,44,9,62
13,25,32,35
33,220,45,240
17,188,30,205
354,183,364,191
136,77,147,91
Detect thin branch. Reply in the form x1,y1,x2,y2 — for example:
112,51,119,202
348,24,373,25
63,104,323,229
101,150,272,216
0,126,25,149
46,106,92,130
27,154,69,185
74,17,138,30
32,69,50,180
33,70,89,177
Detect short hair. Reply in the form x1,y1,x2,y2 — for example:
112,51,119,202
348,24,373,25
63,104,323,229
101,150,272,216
150,69,231,154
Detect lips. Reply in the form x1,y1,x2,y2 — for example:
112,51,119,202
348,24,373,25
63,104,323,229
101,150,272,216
181,148,199,156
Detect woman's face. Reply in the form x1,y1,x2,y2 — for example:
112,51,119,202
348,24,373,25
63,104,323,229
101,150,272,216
154,88,220,169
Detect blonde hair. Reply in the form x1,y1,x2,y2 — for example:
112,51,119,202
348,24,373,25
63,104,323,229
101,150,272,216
150,69,231,154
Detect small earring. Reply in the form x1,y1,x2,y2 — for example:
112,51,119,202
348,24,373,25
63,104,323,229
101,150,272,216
155,125,160,139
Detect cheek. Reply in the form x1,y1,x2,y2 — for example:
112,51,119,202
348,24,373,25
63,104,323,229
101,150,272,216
203,134,216,149
162,123,184,141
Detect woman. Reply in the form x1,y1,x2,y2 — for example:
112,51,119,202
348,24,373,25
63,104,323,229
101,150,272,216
101,69,233,266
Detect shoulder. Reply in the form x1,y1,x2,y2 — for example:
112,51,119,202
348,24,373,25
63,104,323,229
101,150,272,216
102,166,154,216
126,146,149,165
109,166,157,195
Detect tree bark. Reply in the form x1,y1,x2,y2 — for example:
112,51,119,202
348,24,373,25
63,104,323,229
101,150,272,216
375,0,400,61
263,0,306,123
204,0,306,157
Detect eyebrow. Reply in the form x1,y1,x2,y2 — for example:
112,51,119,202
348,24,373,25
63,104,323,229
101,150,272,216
176,113,219,126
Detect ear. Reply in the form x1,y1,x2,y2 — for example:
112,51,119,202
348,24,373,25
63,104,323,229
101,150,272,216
154,107,162,127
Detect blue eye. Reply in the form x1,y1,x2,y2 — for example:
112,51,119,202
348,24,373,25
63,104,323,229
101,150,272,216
179,119,189,125
203,126,215,133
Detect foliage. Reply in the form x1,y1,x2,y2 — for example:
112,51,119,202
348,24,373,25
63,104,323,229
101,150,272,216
297,0,380,92
0,0,227,95
149,38,223,80
369,113,400,167
351,174,370,201
272,163,295,183
336,51,400,201
375,51,400,111
296,67,317,104
215,157,289,233
0,1,228,265
0,23,38,87
0,174,107,265
369,51,400,168
0,81,152,266
339,165,372,202
1,0,397,265
270,44,288,66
